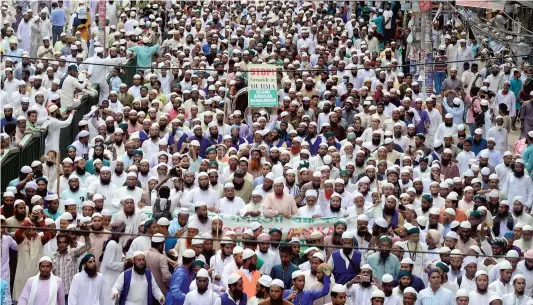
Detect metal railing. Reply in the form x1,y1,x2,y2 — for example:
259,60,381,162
0,85,100,191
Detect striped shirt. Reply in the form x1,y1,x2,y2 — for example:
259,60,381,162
416,287,455,305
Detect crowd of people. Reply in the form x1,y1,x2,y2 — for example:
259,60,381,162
2,1,533,305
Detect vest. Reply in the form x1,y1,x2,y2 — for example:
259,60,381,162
152,198,172,221
220,292,248,305
119,269,153,305
492,214,514,237
331,250,361,285
307,136,322,155
236,270,261,298
384,210,400,229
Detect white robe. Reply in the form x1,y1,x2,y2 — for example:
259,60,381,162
68,272,104,305
111,270,164,305
17,20,31,52
100,240,124,305
42,113,75,154
183,289,218,305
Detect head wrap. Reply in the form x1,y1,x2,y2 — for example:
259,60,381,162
78,253,95,271
397,270,412,279
422,194,433,203
144,219,156,231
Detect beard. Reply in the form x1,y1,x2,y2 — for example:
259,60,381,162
477,287,488,293
384,206,396,215
127,184,136,191
356,159,365,167
100,177,111,185
232,290,244,301
330,205,341,213
199,183,209,191
515,170,525,178
233,180,244,190
270,155,279,163
197,285,208,294
76,167,86,175
150,135,159,140
422,205,430,213
256,290,265,299
15,212,26,221
133,264,146,275
249,263,257,272
305,84,313,90
250,159,261,171
515,209,523,216
342,247,352,256
184,180,194,188
441,158,450,166
372,138,381,146
445,121,453,127
70,185,79,192
84,266,97,277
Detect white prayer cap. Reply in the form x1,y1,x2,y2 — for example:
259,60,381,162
292,270,304,279
101,209,112,216
475,270,488,278
151,233,165,243
404,287,417,296
312,252,325,261
331,284,347,293
39,256,53,264
192,237,204,245
82,200,95,208
271,279,285,288
382,274,394,283
157,217,170,226
512,274,526,283
228,273,242,285
197,268,209,279
233,246,244,255
489,295,502,304
60,212,73,220
456,289,469,298
258,275,272,288
183,249,196,258
372,290,385,298
499,260,513,270
243,249,256,260
273,177,285,184
44,218,55,225
133,251,145,258
91,213,102,219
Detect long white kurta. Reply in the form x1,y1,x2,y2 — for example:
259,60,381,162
125,236,151,258
256,249,281,275
16,20,31,52
503,174,533,209
68,272,104,305
100,240,124,305
183,289,218,305
347,284,377,305
111,270,163,305
42,113,74,154
13,236,47,301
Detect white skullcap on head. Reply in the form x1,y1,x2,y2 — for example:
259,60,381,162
271,279,285,288
228,273,242,285
39,256,53,264
133,251,145,258
292,270,304,279
196,268,209,278
258,275,272,288
331,284,347,293
456,289,469,298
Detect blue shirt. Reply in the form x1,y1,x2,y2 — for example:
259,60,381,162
282,275,331,305
270,263,300,290
522,144,533,177
467,136,487,155
50,8,66,26
166,267,194,305
366,252,400,282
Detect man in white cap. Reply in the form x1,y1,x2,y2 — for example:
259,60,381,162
234,248,261,298
455,256,478,292
258,279,292,305
145,233,171,295
180,171,220,211
298,190,323,217
247,275,272,305
218,182,247,215
514,225,533,252
167,248,196,304
302,251,331,304
18,256,65,305
183,268,217,305
83,46,129,102
325,284,347,305
87,165,120,211
112,251,165,305
469,270,497,304
263,177,298,218
214,273,247,305
455,289,469,305
502,274,530,305
113,196,148,244
503,159,533,212
488,261,514,295
283,267,332,305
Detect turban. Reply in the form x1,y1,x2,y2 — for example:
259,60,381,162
192,260,206,268
397,270,412,279
133,149,143,156
421,194,433,203
144,219,156,231
407,227,421,235
79,253,95,271
436,262,450,273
